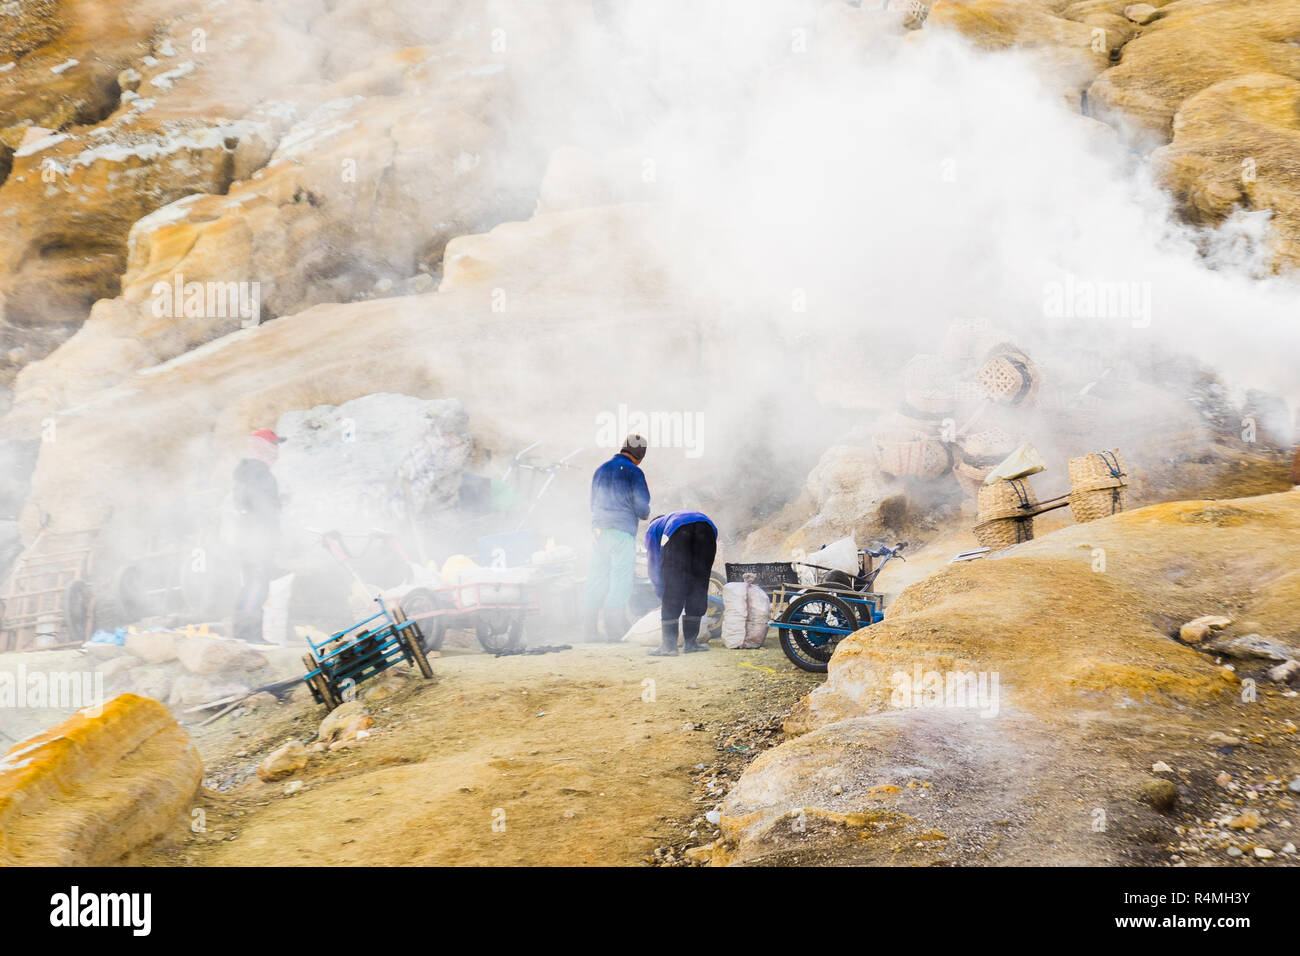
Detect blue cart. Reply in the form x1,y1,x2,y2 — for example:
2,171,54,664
726,542,907,673
300,597,433,710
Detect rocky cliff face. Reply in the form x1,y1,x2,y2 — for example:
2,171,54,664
0,0,1293,549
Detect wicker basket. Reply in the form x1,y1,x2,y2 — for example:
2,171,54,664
1068,449,1128,493
875,429,953,480
973,515,1034,549
1069,486,1128,523
952,459,991,498
960,426,1017,463
976,344,1039,407
901,0,930,30
977,477,1038,522
902,354,954,415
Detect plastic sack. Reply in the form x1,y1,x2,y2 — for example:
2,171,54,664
722,578,770,649
743,585,770,648
722,582,750,649
984,442,1046,484
622,609,663,646
798,536,858,584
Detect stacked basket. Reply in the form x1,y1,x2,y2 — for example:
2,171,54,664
976,344,1039,407
1068,450,1128,522
973,477,1038,548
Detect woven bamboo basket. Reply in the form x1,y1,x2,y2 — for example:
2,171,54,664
1069,486,1128,523
973,514,1035,549
902,355,954,416
960,426,1017,463
875,432,953,480
977,476,1038,522
976,344,1039,407
901,0,930,30
952,459,991,498
1068,449,1128,493
874,429,952,480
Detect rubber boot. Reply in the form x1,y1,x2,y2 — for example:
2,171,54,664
682,615,709,652
584,605,602,643
648,619,679,656
602,605,629,643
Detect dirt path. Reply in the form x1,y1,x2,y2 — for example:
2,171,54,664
142,642,814,866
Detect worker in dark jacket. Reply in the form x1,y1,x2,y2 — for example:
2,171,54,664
231,427,285,642
585,435,650,641
645,511,717,656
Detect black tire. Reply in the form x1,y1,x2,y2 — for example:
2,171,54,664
704,570,726,639
475,610,525,654
391,605,434,679
820,570,860,590
399,587,446,651
302,652,340,710
777,591,860,674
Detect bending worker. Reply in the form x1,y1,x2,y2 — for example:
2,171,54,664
585,434,650,641
645,510,718,656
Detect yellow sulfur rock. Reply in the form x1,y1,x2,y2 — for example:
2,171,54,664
0,693,203,865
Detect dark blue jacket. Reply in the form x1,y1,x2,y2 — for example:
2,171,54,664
590,453,651,534
645,511,717,597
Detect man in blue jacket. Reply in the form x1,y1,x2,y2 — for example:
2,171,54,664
585,435,650,641
645,510,717,656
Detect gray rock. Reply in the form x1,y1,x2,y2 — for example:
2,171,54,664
1267,660,1300,684
169,674,251,709
126,664,175,703
274,394,471,536
1205,634,1294,662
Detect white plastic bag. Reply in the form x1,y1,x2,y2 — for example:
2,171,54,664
722,582,750,649
743,585,771,648
984,442,1046,484
799,536,858,584
622,609,663,646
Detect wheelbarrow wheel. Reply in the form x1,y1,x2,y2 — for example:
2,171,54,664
390,606,434,679
704,570,726,640
399,587,446,651
301,653,341,710
475,610,524,654
776,591,859,674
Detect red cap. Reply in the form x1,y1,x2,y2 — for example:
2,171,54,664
251,428,286,444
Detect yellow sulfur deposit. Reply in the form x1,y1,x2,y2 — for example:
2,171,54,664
0,694,202,866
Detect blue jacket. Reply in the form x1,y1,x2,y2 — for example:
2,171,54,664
645,511,717,597
590,453,651,534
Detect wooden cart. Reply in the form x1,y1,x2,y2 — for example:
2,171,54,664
0,527,99,652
